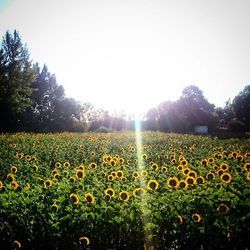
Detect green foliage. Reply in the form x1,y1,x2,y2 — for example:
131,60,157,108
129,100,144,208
232,85,250,130
227,119,247,133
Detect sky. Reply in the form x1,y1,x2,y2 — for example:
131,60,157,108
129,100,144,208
0,0,250,114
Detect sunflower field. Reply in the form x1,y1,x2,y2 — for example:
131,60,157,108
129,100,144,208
0,132,249,249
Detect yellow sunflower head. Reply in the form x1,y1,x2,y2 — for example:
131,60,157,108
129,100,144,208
79,236,90,246
220,163,229,172
116,170,124,178
196,176,205,185
76,169,85,179
220,172,232,184
104,188,115,197
13,240,21,249
186,176,196,185
44,179,53,188
243,163,250,171
217,203,229,214
10,166,18,174
119,191,130,201
192,213,202,223
85,193,95,205
70,193,80,205
133,188,145,197
179,180,188,189
167,177,179,189
147,179,159,191
206,172,215,180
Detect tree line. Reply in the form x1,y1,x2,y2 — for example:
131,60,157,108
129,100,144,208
0,30,249,133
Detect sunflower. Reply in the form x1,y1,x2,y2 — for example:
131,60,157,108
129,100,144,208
213,165,219,171
104,188,115,197
69,176,76,182
85,193,95,205
110,159,116,166
142,154,148,160
132,171,140,179
17,152,24,159
151,163,159,171
244,152,250,158
141,170,148,177
180,159,188,166
70,193,80,205
52,169,59,176
31,156,37,161
116,170,124,178
167,177,179,189
111,171,117,178
0,181,3,189
243,163,250,171
179,180,188,189
208,157,215,164
44,179,53,188
188,171,197,178
206,172,215,180
231,151,238,158
133,187,145,197
237,155,244,162
12,181,19,190
79,144,85,149
104,194,112,202
33,164,39,171
171,158,177,164
182,168,190,175
26,155,32,161
89,162,97,169
63,162,70,168
186,176,196,185
196,176,205,184
7,173,15,182
107,174,114,181
121,176,126,181
119,191,130,201
177,215,183,224
51,203,59,212
13,240,21,249
76,169,85,179
220,163,229,172
192,213,202,223
55,162,61,168
161,166,168,173
79,236,90,246
147,180,159,191
247,172,250,181
11,166,18,174
177,165,184,171
220,172,232,184
90,151,96,157
217,204,229,214
24,183,30,190
119,157,125,164
217,169,224,176
200,159,208,166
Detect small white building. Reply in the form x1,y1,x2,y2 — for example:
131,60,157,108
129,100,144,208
194,126,208,134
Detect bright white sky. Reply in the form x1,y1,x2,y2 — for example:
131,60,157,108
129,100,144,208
0,0,250,114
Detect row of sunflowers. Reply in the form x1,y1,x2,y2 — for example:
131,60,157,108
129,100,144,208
0,131,249,249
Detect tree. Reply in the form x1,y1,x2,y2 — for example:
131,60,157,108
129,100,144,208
20,63,65,131
0,30,36,131
232,85,250,130
177,85,216,131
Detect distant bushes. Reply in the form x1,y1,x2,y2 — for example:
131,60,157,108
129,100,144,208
227,119,247,133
